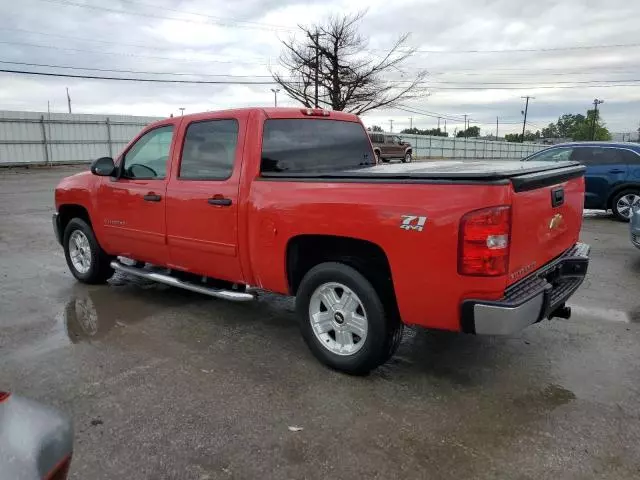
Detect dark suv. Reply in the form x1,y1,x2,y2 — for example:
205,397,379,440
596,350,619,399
523,142,640,221
368,133,413,163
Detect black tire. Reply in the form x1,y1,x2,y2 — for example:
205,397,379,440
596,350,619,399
611,189,640,222
402,152,412,163
63,218,114,284
374,150,381,163
296,262,403,375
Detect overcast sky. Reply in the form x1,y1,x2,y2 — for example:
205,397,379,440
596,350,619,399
1,0,639,135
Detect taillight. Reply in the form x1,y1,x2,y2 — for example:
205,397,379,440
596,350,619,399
0,392,10,402
458,206,511,276
300,108,330,117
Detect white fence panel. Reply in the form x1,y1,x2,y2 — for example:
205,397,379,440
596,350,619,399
0,110,160,165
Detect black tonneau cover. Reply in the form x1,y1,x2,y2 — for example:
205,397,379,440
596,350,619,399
261,160,586,192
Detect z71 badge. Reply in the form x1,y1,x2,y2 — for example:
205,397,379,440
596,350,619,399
400,215,427,232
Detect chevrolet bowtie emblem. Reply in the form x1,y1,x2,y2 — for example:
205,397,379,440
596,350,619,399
549,213,564,230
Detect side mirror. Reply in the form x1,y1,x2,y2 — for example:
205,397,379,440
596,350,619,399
90,157,116,176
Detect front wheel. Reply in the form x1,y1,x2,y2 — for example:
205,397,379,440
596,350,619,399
63,218,114,284
611,189,640,221
296,262,402,375
402,152,412,163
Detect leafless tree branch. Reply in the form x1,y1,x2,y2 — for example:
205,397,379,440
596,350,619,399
270,12,427,115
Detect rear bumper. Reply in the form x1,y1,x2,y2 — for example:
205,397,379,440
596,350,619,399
461,242,590,335
52,213,63,245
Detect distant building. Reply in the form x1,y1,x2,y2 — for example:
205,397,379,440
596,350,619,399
611,132,640,142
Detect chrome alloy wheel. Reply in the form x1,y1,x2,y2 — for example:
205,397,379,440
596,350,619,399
69,230,92,274
616,193,640,219
308,282,368,356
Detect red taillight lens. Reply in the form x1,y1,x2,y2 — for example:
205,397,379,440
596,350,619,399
458,206,511,276
0,392,10,402
300,108,330,117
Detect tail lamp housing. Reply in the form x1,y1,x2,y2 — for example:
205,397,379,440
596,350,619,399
458,206,511,276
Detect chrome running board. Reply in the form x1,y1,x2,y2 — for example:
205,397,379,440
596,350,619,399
110,261,255,302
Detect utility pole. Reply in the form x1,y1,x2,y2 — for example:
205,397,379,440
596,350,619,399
179,107,185,116
314,30,319,108
437,117,441,131
591,99,604,140
409,117,413,130
496,117,499,139
521,96,534,143
270,88,280,107
66,87,72,114
444,119,447,135
463,114,468,138
389,119,394,133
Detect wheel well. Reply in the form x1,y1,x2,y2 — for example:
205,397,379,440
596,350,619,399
58,204,91,233
405,148,412,155
286,235,398,315
606,184,640,209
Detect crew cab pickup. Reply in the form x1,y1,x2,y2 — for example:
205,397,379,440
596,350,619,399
53,107,590,375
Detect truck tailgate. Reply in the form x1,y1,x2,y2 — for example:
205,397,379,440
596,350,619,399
507,165,585,286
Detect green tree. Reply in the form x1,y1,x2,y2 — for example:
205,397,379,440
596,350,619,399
541,123,559,138
400,127,448,137
369,125,383,132
540,111,611,141
571,109,612,141
456,126,480,138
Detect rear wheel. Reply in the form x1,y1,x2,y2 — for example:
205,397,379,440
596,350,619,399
611,189,640,221
63,218,114,284
402,152,412,163
296,262,403,375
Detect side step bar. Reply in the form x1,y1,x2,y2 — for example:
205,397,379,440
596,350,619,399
110,261,255,302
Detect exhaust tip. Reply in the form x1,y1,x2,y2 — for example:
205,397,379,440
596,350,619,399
550,305,571,320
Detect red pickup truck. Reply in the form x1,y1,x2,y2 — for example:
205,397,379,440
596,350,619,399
53,107,589,374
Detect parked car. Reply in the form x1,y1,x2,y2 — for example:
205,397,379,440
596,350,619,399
523,142,640,221
631,205,640,249
53,107,589,375
0,392,73,479
368,132,413,163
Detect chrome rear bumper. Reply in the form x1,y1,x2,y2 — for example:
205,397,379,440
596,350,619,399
461,243,590,335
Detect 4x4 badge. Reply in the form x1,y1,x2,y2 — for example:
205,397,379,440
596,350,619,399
400,215,427,232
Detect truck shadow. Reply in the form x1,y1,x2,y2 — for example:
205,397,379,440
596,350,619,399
63,277,555,391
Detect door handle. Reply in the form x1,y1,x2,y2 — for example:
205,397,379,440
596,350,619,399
608,169,625,174
143,193,162,202
208,197,232,207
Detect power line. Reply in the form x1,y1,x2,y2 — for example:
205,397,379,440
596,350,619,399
0,40,270,66
115,0,290,29
373,42,640,55
32,0,292,31
0,68,277,84
0,60,278,78
425,83,640,90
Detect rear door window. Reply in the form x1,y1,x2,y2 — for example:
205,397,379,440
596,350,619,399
622,149,640,165
261,119,375,174
179,119,239,180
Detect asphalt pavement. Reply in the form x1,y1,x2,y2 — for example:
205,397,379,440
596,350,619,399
1,166,639,479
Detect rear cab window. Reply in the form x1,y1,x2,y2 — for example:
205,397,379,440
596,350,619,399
261,119,375,174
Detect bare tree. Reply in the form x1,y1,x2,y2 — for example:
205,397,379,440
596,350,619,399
272,12,427,115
